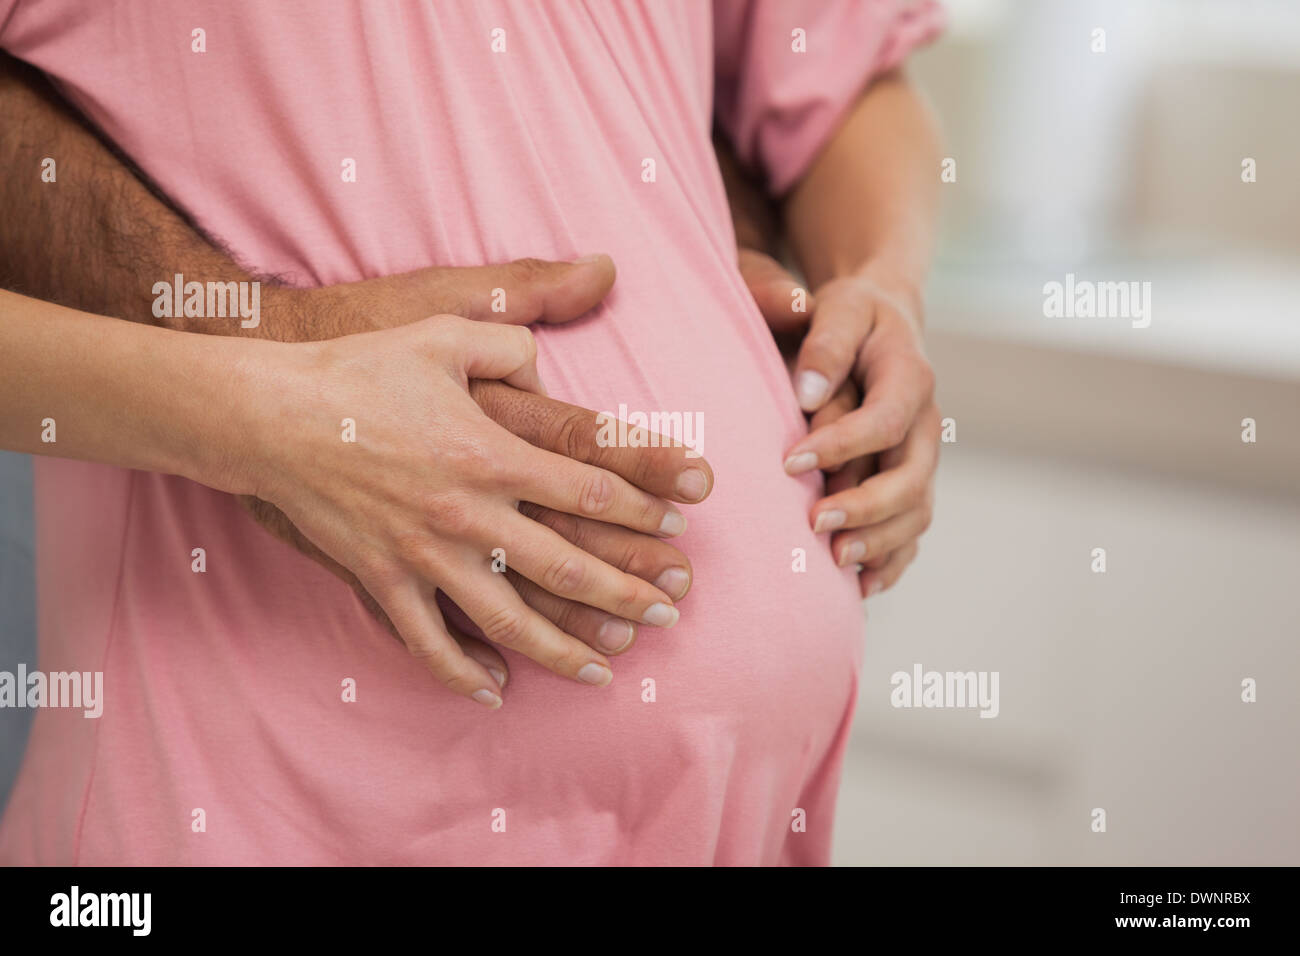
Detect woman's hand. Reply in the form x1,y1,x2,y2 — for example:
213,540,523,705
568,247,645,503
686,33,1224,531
240,379,709,694
247,315,708,707
737,250,940,598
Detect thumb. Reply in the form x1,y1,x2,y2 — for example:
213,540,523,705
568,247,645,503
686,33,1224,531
436,317,545,394
430,254,616,325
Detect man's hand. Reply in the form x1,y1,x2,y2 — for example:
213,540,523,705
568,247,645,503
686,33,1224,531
1,53,714,684
242,378,712,693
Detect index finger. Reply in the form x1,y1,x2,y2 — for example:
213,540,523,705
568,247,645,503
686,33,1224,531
784,349,933,473
469,380,714,503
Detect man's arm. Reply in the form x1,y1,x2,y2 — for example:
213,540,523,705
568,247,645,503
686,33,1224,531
0,53,271,332
0,52,619,341
0,52,714,686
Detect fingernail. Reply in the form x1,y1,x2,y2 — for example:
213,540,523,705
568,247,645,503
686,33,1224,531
814,509,847,533
597,619,635,653
642,602,679,628
574,253,606,264
653,567,691,600
675,468,708,502
488,668,507,689
868,580,883,596
784,452,818,475
840,541,866,566
472,689,503,709
577,662,613,685
796,371,830,411
659,511,687,536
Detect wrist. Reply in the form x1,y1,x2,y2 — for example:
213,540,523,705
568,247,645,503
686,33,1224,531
844,259,926,330
180,336,318,499
258,285,378,343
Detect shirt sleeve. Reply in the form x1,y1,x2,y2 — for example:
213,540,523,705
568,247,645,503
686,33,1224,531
714,0,945,195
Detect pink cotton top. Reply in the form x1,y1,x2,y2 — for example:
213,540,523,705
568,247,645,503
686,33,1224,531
0,0,942,865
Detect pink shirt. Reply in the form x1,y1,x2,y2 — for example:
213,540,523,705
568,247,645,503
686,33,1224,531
0,0,942,865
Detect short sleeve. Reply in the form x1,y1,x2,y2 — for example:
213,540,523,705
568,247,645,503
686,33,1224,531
714,0,945,195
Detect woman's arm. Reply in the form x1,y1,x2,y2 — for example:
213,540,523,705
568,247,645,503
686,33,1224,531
0,288,269,492
783,68,942,310
1,290,697,706
778,71,944,597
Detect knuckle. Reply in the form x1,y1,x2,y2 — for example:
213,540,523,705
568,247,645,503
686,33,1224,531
479,606,529,649
576,469,615,517
429,280,472,321
406,636,449,673
542,645,587,678
548,598,583,637
548,410,595,462
876,404,909,447
627,447,660,490
542,553,588,596
392,530,432,570
425,492,482,538
508,257,550,284
614,538,650,575
530,505,587,548
633,492,660,531
359,558,404,594
611,584,644,620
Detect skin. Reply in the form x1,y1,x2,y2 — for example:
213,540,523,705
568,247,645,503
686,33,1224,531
0,53,944,695
0,293,712,706
726,69,945,597
0,53,715,704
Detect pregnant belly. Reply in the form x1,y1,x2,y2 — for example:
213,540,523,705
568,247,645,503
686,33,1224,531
34,281,865,865
513,288,866,754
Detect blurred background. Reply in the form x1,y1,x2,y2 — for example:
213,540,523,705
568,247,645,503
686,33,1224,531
833,0,1299,864
1,0,1296,864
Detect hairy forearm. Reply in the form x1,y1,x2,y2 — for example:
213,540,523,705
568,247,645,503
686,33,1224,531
0,55,252,321
0,53,347,340
783,69,942,312
0,288,272,493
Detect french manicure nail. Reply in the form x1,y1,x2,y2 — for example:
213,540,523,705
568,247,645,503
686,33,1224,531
488,668,507,689
840,541,866,566
784,452,818,475
574,253,606,264
643,602,679,628
659,511,687,536
472,689,503,709
814,509,847,533
796,371,830,411
653,567,691,600
577,662,613,685
675,468,708,502
597,619,634,653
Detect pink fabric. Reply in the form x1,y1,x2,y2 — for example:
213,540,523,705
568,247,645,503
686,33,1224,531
0,0,942,865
